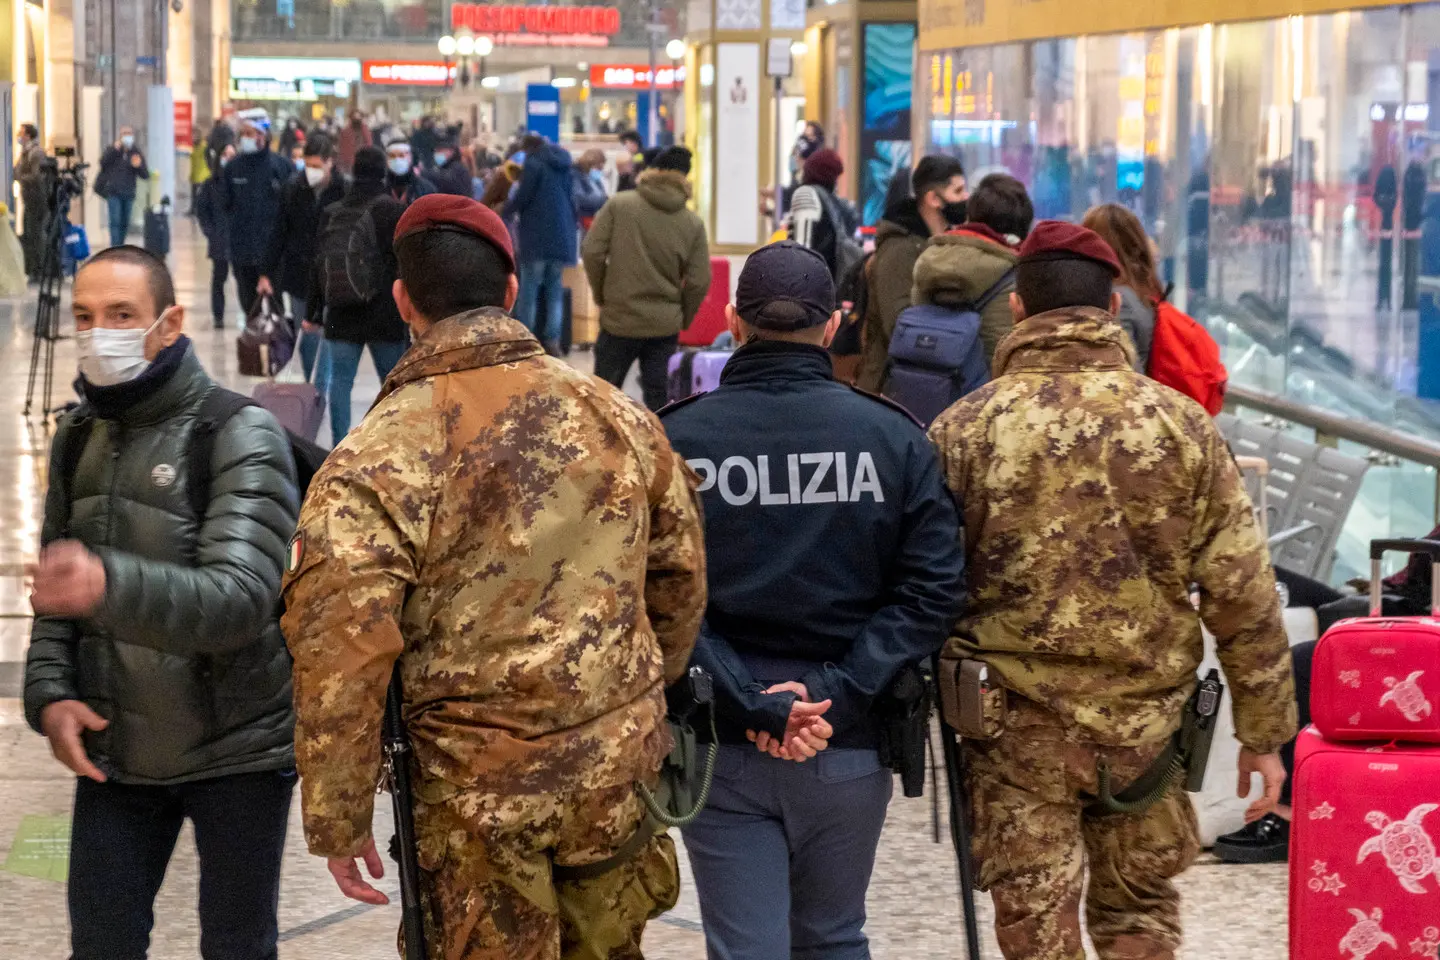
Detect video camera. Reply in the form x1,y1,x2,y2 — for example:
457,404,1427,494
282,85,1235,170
41,147,88,200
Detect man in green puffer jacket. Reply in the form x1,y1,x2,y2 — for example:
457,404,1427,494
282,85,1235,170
24,245,300,960
856,155,969,392
582,145,711,410
910,173,1035,367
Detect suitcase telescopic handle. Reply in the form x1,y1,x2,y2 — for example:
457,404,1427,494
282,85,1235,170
1368,538,1440,617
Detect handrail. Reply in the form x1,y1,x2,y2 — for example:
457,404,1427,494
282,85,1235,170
1225,384,1440,470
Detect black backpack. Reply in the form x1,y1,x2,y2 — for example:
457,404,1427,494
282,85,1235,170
320,196,388,309
56,388,328,526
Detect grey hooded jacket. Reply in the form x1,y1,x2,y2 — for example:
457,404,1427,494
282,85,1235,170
24,346,300,784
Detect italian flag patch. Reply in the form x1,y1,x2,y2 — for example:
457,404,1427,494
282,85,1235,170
286,532,305,575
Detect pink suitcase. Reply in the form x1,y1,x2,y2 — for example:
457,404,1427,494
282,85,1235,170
1289,727,1440,960
666,348,731,404
1313,539,1440,743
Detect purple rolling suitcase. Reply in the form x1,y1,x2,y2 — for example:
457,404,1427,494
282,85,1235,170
252,343,325,443
667,348,731,403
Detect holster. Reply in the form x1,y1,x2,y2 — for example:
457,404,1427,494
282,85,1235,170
874,663,931,798
553,667,719,884
1086,669,1225,817
936,654,1007,741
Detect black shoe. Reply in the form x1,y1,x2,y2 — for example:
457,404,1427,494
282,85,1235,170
1213,813,1289,863
213,317,225,330
542,338,564,358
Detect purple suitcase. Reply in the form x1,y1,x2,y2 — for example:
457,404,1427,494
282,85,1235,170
254,382,325,443
667,348,731,403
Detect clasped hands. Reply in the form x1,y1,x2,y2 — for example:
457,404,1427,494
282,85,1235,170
745,682,834,762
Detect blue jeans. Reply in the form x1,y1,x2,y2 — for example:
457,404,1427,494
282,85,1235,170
516,259,567,344
107,195,135,248
326,337,409,446
682,746,893,960
290,297,330,394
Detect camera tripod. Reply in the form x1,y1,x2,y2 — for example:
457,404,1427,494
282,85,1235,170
24,160,85,420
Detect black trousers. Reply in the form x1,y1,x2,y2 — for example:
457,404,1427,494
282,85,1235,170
68,769,294,960
593,330,678,411
210,258,230,324
233,264,264,318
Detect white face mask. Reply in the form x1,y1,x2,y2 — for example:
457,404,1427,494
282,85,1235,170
77,313,167,387
120,134,135,149
304,166,326,188
294,157,305,171
433,152,451,168
389,157,411,176
239,137,260,155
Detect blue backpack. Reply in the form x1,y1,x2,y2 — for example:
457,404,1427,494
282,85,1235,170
883,268,1014,426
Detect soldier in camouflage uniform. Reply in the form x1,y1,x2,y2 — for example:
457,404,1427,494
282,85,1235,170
927,221,1297,960
281,195,708,960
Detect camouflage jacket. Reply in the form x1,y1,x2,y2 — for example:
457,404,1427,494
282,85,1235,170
281,308,707,858
927,307,1296,754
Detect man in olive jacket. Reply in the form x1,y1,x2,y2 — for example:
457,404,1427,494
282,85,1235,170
582,145,711,410
24,246,301,960
856,155,967,392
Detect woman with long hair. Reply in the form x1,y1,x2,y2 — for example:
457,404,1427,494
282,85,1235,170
1082,203,1162,371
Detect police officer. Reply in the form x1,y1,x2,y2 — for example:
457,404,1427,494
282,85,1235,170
927,222,1296,960
281,194,708,960
661,241,966,960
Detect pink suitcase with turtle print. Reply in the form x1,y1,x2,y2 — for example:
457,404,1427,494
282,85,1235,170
1312,540,1440,743
1289,728,1440,960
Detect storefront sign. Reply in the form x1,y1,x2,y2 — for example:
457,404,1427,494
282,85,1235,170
230,78,347,101
231,57,362,83
362,61,458,86
174,101,194,148
451,4,620,35
589,65,685,89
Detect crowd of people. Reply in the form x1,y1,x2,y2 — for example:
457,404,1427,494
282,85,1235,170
19,113,1319,960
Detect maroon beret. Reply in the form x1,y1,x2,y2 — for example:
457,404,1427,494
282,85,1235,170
394,194,515,274
1018,220,1121,277
802,148,845,189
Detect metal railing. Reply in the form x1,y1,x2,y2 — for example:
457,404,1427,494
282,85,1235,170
1225,383,1440,521
1226,384,1440,469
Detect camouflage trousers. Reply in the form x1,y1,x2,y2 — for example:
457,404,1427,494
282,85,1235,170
965,700,1201,960
409,780,680,960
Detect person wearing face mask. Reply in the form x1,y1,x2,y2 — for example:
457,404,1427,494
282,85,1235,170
220,121,295,318
855,155,969,392
384,140,437,205
95,126,150,249
307,145,409,445
259,133,345,386
15,123,49,282
427,136,474,197
24,245,301,960
572,148,609,231
195,144,236,329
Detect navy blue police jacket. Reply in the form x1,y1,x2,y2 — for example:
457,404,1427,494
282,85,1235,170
661,340,966,749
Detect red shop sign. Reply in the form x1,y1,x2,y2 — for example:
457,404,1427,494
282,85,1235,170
362,61,458,86
450,4,621,36
589,64,685,89
173,100,194,147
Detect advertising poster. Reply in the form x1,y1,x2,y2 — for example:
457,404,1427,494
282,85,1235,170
715,42,760,246
861,23,917,226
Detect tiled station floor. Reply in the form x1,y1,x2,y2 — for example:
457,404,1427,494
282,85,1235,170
0,218,1288,959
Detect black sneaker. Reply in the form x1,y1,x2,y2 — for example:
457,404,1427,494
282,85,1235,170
1213,813,1289,863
